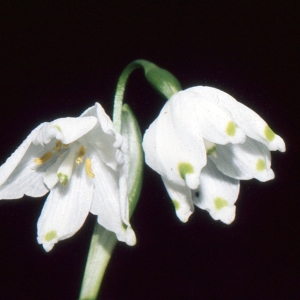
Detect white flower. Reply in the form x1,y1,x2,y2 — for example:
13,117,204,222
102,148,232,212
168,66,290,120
0,103,136,251
143,86,285,224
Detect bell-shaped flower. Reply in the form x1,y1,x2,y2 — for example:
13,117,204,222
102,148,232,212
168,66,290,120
0,103,136,251
143,86,285,224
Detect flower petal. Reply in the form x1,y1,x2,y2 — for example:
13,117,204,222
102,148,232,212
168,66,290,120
162,176,194,222
0,142,54,199
34,116,98,145
143,100,206,190
37,162,93,251
43,151,68,189
81,103,124,170
187,86,285,152
171,91,246,145
192,159,239,224
0,123,45,187
211,137,274,182
89,147,135,245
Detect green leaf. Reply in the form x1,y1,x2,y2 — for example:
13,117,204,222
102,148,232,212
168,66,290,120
121,104,143,216
79,104,143,300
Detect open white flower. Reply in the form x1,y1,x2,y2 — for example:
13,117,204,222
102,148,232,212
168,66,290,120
0,103,136,251
143,86,285,224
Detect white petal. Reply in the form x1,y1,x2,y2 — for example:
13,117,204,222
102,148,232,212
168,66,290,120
143,100,206,190
34,116,98,145
43,151,68,189
89,148,135,245
212,137,274,182
0,142,53,199
171,92,246,145
82,103,124,170
37,162,93,251
0,123,45,187
162,176,195,223
187,86,285,152
233,101,286,152
192,159,239,224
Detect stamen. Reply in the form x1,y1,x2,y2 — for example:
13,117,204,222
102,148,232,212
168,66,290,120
76,145,86,165
52,140,69,156
34,151,54,165
52,140,63,156
85,158,95,178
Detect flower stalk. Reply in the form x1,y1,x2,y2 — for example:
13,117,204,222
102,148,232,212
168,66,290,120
113,59,182,132
79,59,179,299
79,104,143,300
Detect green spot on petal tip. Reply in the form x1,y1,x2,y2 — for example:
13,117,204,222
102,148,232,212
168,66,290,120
214,197,228,210
54,125,62,132
264,126,275,141
57,173,68,186
226,121,236,136
172,200,180,210
207,145,216,156
178,162,194,179
45,230,57,242
256,158,266,171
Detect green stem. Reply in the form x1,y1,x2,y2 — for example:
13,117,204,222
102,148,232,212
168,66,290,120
79,59,179,300
79,224,117,300
113,59,150,131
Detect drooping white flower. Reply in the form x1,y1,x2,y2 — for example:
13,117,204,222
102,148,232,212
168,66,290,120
0,103,136,251
143,86,285,224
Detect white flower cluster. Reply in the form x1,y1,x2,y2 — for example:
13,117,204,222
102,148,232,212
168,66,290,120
143,86,285,224
0,86,286,251
0,103,135,251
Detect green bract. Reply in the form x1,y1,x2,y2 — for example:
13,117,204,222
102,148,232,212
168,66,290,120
79,104,143,300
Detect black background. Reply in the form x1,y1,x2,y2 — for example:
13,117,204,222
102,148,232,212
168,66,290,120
0,2,299,299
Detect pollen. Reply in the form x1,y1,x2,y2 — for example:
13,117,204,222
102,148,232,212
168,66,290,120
85,158,95,178
34,151,54,165
76,145,86,165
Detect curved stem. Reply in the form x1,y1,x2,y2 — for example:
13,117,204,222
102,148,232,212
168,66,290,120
80,59,179,300
113,59,152,132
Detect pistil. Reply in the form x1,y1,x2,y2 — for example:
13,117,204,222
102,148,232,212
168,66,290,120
56,145,78,185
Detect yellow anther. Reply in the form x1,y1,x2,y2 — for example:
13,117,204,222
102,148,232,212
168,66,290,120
85,158,95,178
76,145,87,165
52,140,62,155
52,140,68,156
34,151,54,165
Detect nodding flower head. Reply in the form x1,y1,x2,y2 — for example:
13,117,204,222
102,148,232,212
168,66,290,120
143,86,285,224
0,103,136,251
